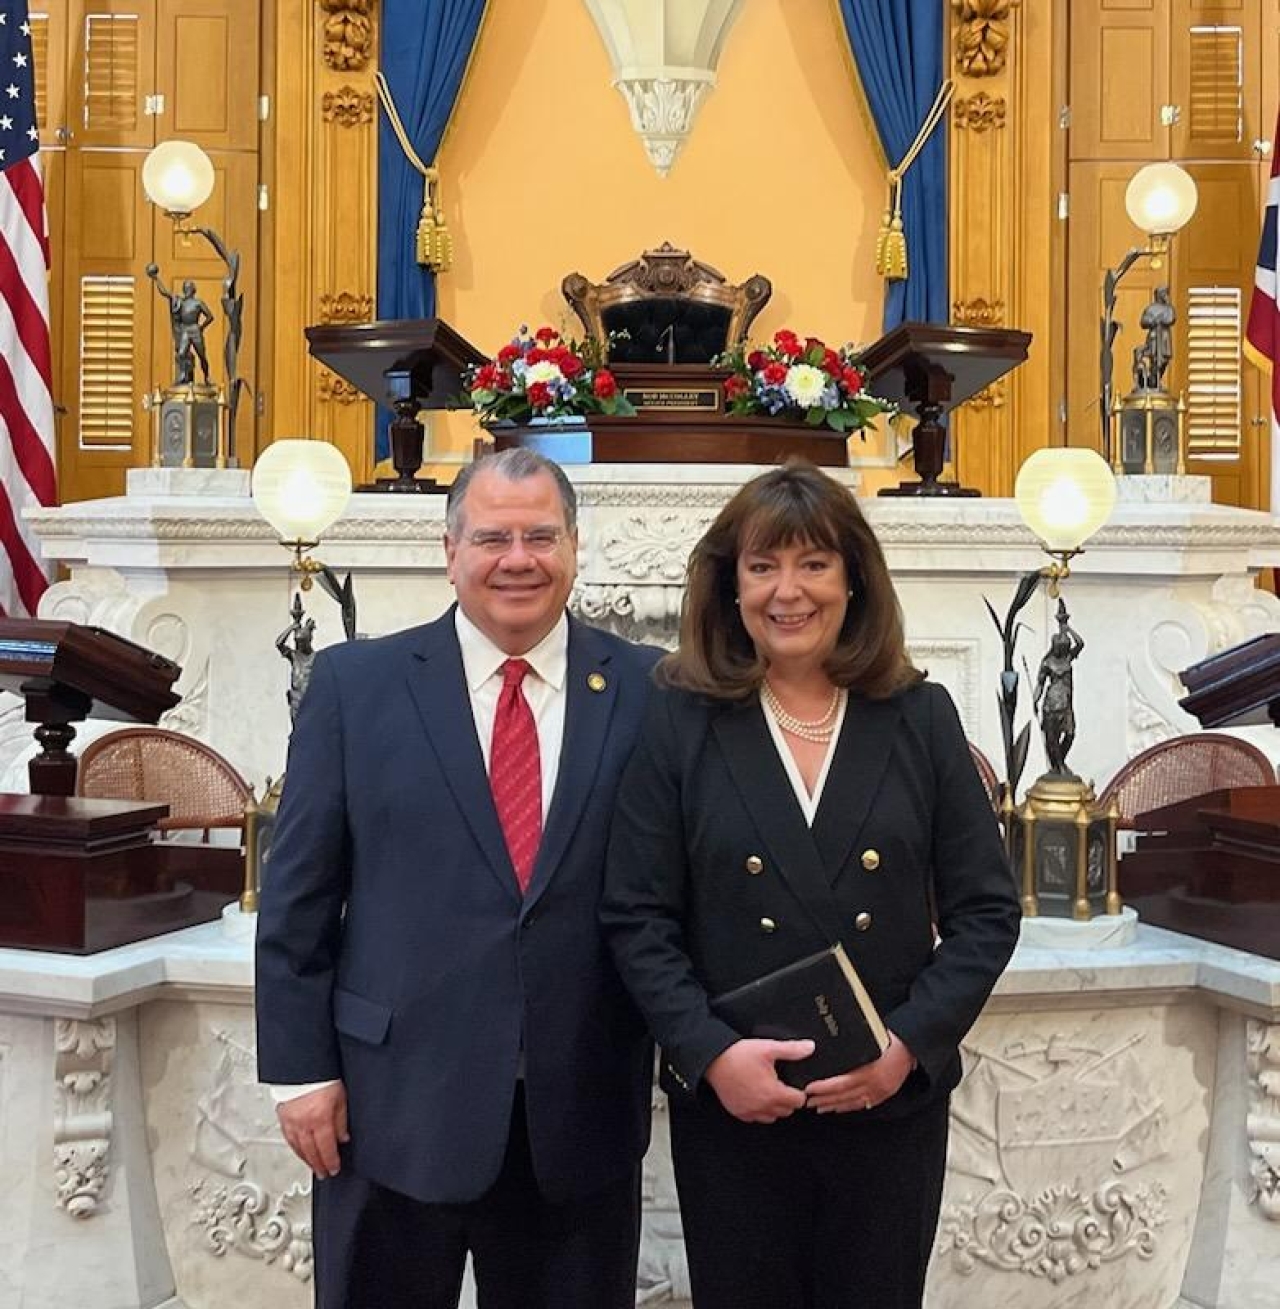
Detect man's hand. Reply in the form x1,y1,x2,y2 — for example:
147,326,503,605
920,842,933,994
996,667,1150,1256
803,1031,916,1114
704,1038,814,1123
276,1082,350,1177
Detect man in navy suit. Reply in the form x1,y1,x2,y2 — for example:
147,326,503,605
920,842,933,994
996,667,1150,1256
256,449,660,1309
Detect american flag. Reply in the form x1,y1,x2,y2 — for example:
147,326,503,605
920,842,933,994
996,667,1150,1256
0,0,55,617
1246,108,1280,513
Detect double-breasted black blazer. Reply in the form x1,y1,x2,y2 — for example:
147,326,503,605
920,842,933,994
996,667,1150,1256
601,678,1021,1116
256,609,661,1204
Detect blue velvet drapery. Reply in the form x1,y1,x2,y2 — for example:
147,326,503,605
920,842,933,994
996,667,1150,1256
374,1,486,461
837,0,948,330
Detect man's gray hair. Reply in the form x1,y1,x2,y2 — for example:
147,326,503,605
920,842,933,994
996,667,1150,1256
445,448,578,536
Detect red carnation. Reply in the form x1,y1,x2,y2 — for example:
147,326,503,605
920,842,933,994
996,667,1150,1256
535,326,559,344
774,330,802,359
822,348,841,374
842,367,864,393
497,343,520,365
593,370,618,399
560,353,584,379
527,381,552,408
762,362,788,386
724,374,750,400
747,350,769,372
473,363,499,390
526,347,549,365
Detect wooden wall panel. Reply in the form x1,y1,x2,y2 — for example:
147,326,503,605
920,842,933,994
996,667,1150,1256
949,0,1056,494
267,0,377,478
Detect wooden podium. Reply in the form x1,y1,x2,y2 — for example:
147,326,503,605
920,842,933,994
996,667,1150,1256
1119,786,1280,960
0,620,241,953
305,318,488,492
859,322,1032,496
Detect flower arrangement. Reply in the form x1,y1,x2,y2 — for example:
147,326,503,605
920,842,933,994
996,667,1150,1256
714,330,892,434
466,325,636,424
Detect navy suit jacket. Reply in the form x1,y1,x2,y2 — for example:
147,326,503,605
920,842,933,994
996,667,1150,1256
601,679,1021,1115
255,609,661,1204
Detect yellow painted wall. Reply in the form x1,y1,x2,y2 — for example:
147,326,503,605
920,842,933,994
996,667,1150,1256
424,0,893,481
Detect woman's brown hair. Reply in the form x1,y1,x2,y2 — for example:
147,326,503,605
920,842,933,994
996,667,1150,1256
660,461,921,701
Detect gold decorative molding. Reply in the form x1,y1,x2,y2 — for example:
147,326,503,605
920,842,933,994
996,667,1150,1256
963,382,1006,411
319,1,373,72
954,93,1007,133
953,298,1006,327
317,370,361,405
319,292,374,324
951,0,1021,78
322,86,375,127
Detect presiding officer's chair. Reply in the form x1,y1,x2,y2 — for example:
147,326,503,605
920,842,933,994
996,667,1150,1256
561,242,772,364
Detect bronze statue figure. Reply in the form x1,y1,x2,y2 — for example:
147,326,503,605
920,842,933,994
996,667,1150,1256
146,264,214,387
276,593,317,725
1033,598,1085,777
1138,285,1175,391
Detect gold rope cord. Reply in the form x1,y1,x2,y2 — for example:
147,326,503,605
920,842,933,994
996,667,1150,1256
877,79,954,282
374,70,452,273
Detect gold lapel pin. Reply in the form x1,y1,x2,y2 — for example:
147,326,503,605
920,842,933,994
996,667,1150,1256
587,672,607,693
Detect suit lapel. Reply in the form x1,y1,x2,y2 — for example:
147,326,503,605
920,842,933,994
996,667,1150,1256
524,619,616,909
711,700,845,941
405,609,520,904
811,694,902,882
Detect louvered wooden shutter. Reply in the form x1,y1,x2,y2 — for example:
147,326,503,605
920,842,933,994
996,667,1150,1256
78,275,137,450
83,13,139,132
1186,285,1242,457
1187,26,1244,145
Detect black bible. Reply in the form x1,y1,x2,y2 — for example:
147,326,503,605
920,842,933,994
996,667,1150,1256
710,943,890,1089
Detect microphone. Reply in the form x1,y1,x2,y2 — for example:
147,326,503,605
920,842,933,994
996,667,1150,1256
656,323,676,365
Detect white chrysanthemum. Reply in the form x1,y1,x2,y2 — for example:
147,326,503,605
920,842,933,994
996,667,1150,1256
524,360,565,385
784,363,827,408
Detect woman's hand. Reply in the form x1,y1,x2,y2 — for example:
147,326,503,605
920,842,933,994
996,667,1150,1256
704,1038,814,1123
803,1032,917,1114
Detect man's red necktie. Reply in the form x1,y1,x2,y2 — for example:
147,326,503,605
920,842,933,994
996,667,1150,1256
489,658,542,892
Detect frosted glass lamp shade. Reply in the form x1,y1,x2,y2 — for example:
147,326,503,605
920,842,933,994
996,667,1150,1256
142,140,215,215
252,439,352,543
1124,162,1198,236
1015,448,1117,553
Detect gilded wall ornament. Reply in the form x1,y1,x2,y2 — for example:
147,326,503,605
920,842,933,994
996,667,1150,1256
952,0,1021,78
321,86,375,127
953,298,1005,327
954,92,1007,132
317,369,361,405
319,0,373,72
319,291,374,324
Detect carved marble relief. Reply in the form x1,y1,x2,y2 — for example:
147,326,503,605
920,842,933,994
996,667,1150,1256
188,1029,314,1281
1247,1022,1280,1221
939,1031,1169,1280
53,1018,116,1218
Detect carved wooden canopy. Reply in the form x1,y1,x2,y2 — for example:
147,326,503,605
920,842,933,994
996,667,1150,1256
562,242,771,364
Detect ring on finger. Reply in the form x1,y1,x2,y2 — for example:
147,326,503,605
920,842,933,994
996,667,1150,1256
863,1097,872,1110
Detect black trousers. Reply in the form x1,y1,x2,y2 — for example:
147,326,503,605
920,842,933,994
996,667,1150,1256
312,1087,641,1309
669,1093,950,1309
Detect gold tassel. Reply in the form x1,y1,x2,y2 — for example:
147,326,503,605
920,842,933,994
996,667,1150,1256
883,206,908,282
874,203,892,277
415,171,453,272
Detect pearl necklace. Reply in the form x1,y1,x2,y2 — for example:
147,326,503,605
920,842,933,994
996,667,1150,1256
761,681,842,743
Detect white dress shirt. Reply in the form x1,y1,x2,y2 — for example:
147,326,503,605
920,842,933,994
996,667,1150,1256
271,610,570,1104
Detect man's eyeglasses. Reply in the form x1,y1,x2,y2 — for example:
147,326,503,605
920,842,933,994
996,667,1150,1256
464,528,567,555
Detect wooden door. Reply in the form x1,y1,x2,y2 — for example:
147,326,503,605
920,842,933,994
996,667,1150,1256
1171,0,1262,162
1070,0,1172,162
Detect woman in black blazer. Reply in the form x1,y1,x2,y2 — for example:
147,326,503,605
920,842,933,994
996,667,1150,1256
602,462,1021,1309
